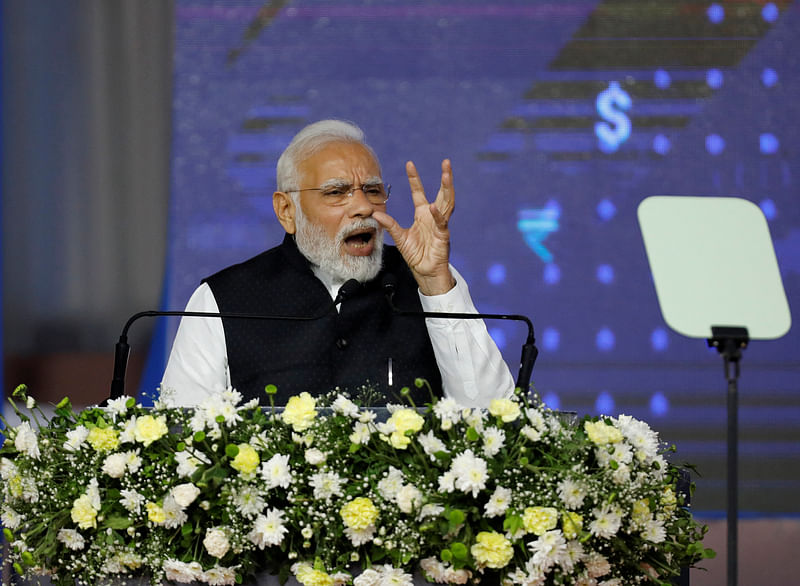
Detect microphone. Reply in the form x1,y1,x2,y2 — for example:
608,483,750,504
381,273,538,391
108,279,361,401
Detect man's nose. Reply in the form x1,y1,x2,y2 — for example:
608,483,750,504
346,186,375,216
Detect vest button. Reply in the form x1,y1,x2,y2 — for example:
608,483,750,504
336,338,348,349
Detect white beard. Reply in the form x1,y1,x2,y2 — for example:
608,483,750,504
293,209,384,283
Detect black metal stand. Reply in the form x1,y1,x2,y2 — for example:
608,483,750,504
706,326,749,586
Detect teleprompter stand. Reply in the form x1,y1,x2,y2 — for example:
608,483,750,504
638,196,791,586
706,326,749,586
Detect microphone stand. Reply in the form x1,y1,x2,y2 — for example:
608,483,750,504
382,282,538,391
109,280,361,401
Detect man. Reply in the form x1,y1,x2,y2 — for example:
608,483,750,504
161,120,514,407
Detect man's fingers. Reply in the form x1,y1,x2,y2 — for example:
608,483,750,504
373,210,406,245
406,160,430,208
434,159,455,218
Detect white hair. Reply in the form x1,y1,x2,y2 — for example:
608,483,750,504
276,119,381,194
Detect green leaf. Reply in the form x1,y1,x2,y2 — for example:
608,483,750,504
466,427,479,442
104,517,132,530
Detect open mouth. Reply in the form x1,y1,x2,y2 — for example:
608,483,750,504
342,228,376,256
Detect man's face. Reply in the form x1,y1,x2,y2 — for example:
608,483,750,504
292,141,387,281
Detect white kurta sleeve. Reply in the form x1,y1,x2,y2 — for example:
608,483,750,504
160,283,229,407
419,266,515,407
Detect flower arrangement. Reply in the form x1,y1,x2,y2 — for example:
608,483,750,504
1,382,713,586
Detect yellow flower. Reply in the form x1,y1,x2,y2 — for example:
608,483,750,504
71,494,98,529
294,563,334,586
488,398,521,422
583,420,623,445
632,499,651,525
134,415,168,447
86,427,120,452
561,511,583,539
146,501,166,524
522,506,558,536
661,487,677,512
470,531,513,569
340,497,379,530
383,408,424,449
231,443,260,475
282,392,317,432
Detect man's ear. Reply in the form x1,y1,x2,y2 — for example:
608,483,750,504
273,191,297,234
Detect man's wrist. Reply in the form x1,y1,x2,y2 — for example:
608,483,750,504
416,270,456,297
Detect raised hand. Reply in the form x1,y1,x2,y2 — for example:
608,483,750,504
373,159,456,296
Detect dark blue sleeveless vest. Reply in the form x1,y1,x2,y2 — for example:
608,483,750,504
204,234,443,406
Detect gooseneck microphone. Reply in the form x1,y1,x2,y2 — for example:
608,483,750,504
381,273,538,391
108,279,361,401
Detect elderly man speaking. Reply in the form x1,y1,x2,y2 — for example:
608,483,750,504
161,120,514,407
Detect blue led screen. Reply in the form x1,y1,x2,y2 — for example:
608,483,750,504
167,0,800,512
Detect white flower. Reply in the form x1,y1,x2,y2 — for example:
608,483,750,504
261,453,292,489
203,565,238,586
63,426,88,452
102,453,128,478
162,495,189,529
418,430,448,460
438,470,455,493
528,529,567,572
345,525,376,546
163,559,204,583
233,485,265,518
641,517,666,543
14,422,40,459
171,483,201,508
611,462,631,485
26,396,36,409
420,558,472,584
378,467,405,501
249,508,288,548
463,409,486,432
396,484,423,514
175,450,206,478
482,427,506,457
124,450,143,473
584,552,611,578
559,540,585,573
305,448,326,465
120,488,145,514
332,395,359,417
433,398,462,427
450,449,488,497
350,421,373,445
589,504,623,539
57,528,85,550
521,425,542,442
203,527,230,558
375,564,414,586
484,486,512,517
310,470,345,501
104,396,130,418
418,503,444,520
557,478,586,509
354,568,381,586
1,506,22,530
0,458,18,480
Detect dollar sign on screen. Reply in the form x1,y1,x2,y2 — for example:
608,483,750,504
595,81,632,153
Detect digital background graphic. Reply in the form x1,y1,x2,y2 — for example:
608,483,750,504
160,0,800,513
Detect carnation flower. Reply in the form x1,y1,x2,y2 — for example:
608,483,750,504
133,414,168,446
379,408,424,449
231,443,260,475
583,420,624,446
203,527,231,558
523,506,558,536
489,398,521,422
163,559,204,583
14,422,41,459
102,452,128,478
63,426,90,452
282,392,317,432
471,531,514,569
171,483,201,508
293,562,334,586
332,395,359,417
146,501,167,525
340,497,379,530
87,426,120,453
396,484,422,514
203,565,238,586
305,448,326,465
